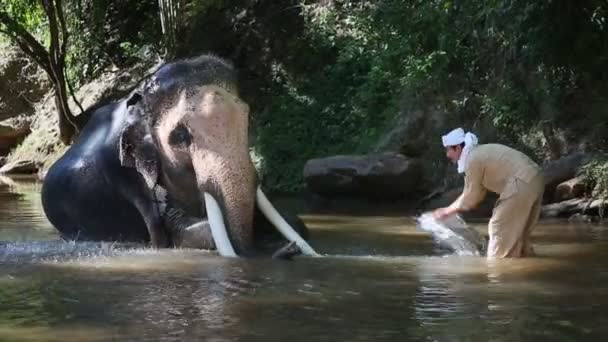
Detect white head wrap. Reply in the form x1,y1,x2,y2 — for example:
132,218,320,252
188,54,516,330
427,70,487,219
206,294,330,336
441,128,479,173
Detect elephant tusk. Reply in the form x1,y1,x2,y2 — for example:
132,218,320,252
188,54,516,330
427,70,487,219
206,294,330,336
203,192,237,257
256,187,320,257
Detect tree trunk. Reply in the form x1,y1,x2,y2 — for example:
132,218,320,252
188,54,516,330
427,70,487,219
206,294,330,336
51,61,79,143
541,122,563,160
0,0,84,145
158,0,186,57
54,89,76,144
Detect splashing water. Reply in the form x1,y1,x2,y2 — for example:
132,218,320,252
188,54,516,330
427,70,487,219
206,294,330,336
416,213,487,256
0,240,145,264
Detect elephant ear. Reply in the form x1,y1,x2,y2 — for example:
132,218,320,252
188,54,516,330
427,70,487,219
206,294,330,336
119,92,160,190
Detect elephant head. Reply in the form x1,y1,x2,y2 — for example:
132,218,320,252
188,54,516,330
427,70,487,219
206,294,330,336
118,55,317,257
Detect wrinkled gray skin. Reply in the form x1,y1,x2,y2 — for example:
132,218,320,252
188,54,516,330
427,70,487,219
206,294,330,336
42,54,308,255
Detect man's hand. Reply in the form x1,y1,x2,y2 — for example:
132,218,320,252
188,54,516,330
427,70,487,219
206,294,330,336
432,207,455,220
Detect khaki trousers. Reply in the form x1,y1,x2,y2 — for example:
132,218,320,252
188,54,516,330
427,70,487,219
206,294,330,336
487,173,545,258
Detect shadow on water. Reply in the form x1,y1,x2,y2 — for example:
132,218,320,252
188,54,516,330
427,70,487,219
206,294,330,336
1,176,608,341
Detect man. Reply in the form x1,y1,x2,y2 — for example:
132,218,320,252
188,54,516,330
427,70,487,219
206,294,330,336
433,128,545,258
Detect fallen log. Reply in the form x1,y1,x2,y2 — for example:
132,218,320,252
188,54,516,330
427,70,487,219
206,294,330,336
541,198,606,218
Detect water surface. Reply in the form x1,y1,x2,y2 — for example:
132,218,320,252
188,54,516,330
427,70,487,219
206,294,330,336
1,177,607,341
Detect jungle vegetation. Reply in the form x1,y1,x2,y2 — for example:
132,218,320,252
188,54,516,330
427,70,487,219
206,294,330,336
1,0,607,194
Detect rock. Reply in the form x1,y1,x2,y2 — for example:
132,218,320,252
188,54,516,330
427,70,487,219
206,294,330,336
541,198,606,218
0,115,32,155
0,159,39,174
303,152,423,200
554,176,588,202
372,99,455,191
374,105,442,157
542,152,591,202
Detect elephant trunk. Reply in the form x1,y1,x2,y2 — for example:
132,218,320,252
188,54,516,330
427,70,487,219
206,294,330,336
193,152,256,255
214,169,256,253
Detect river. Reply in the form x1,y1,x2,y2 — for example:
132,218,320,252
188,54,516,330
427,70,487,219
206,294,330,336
0,176,607,341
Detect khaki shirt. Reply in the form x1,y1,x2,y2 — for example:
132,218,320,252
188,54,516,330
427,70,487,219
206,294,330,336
455,144,542,210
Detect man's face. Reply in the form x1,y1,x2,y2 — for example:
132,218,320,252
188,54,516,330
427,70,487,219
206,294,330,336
445,145,462,163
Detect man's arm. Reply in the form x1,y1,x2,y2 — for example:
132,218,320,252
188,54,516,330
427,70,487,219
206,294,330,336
433,159,486,219
433,193,466,219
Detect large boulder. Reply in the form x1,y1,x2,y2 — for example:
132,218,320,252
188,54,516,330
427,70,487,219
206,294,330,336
303,152,423,200
541,151,591,203
554,176,588,202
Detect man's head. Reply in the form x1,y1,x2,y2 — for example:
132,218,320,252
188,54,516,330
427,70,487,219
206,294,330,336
441,128,467,163
445,143,464,163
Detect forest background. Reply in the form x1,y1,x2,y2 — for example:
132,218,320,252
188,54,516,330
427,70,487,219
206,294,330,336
1,0,607,204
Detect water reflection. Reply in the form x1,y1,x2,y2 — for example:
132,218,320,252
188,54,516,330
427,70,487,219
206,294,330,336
0,176,56,241
0,177,607,341
410,254,606,341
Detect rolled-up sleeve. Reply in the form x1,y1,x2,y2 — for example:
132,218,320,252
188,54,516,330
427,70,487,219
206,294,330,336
455,160,486,210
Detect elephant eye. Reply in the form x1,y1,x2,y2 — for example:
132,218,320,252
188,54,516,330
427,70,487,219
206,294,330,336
168,123,192,147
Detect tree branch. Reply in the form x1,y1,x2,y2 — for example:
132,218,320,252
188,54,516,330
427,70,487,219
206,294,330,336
49,0,82,114
14,39,51,74
0,2,81,144
0,10,51,69
66,69,84,114
0,26,52,75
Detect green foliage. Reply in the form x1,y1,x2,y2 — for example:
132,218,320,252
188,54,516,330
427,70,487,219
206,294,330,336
0,0,47,39
2,0,608,195
64,0,163,86
251,0,608,192
254,1,452,192
1,0,164,87
580,157,608,201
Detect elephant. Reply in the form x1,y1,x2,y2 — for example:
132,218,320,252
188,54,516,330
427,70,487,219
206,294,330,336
41,54,318,258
